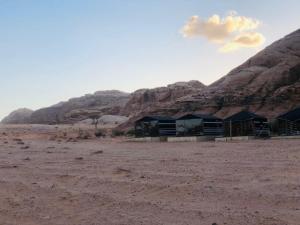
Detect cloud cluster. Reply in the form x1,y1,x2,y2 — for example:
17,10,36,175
181,13,265,52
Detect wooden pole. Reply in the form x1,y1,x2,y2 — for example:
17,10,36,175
230,120,232,137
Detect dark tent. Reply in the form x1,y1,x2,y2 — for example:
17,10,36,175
276,107,300,135
176,114,223,136
135,116,176,137
224,111,269,137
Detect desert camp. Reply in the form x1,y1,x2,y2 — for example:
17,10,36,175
132,110,300,140
1,1,300,224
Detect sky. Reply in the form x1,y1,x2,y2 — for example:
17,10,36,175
0,0,300,120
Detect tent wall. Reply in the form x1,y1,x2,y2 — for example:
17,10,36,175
135,120,159,137
277,119,300,136
176,118,223,136
224,119,269,137
176,118,203,136
202,121,224,136
158,121,176,136
135,119,176,137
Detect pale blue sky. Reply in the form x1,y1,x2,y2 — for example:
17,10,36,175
1,0,300,119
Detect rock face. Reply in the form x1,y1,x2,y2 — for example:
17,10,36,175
30,90,130,124
3,29,300,126
121,80,206,117
207,29,300,118
1,108,33,124
77,115,129,126
135,29,300,121
28,81,206,124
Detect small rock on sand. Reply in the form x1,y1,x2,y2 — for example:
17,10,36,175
91,150,103,155
75,157,83,160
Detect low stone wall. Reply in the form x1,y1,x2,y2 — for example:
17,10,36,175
128,136,216,142
271,135,300,140
215,136,256,142
167,136,215,142
127,137,167,142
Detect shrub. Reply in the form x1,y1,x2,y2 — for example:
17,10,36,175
126,129,135,137
94,129,105,138
111,129,125,137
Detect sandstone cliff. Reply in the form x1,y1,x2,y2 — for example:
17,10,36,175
29,90,130,124
131,29,300,121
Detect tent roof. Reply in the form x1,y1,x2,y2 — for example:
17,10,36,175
224,111,267,122
277,107,300,121
177,113,222,121
136,116,175,122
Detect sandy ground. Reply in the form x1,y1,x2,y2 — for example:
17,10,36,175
0,125,299,225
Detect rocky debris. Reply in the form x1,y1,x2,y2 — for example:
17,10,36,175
77,130,92,140
75,157,83,160
13,138,23,142
113,167,132,175
17,141,25,145
66,138,77,142
91,150,103,155
77,115,129,126
0,165,18,169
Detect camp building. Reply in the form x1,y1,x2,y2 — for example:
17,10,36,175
134,116,176,137
176,114,223,136
276,107,300,135
224,111,269,137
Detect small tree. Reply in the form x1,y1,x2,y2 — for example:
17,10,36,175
89,115,100,130
89,114,106,138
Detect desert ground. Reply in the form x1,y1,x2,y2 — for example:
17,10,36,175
0,125,299,225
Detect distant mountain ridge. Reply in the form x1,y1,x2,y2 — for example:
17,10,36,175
1,108,33,124
29,90,130,124
2,29,300,126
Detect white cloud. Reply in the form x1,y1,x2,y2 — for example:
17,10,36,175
220,32,265,52
181,12,265,52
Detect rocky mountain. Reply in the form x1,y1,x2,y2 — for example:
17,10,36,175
3,81,206,125
121,80,206,117
1,108,33,124
128,29,300,122
3,29,300,126
29,90,130,124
